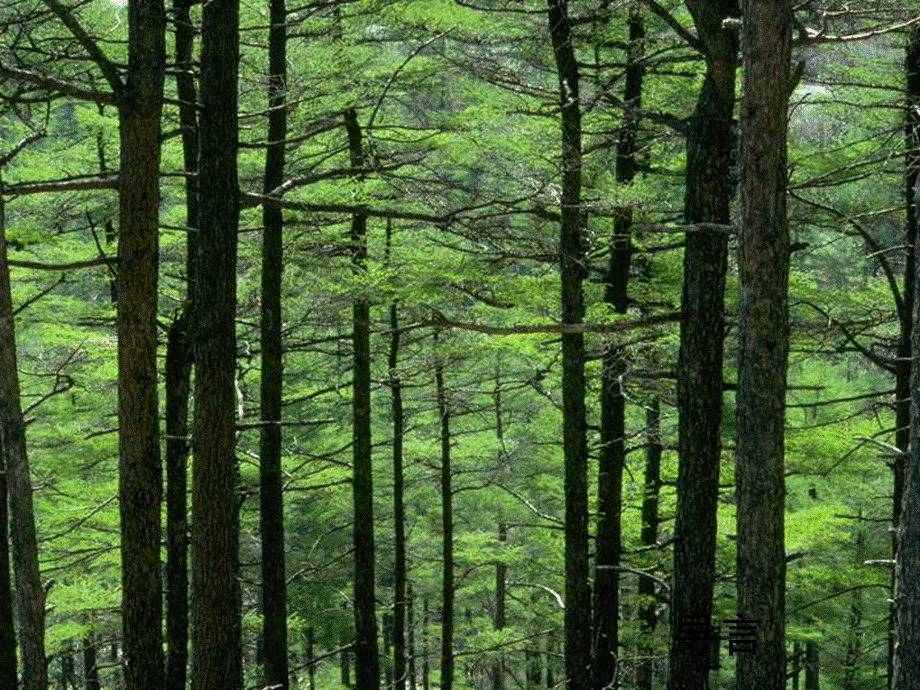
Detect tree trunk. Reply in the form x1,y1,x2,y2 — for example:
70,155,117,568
804,642,819,690
893,23,920,690
0,176,47,690
191,0,241,685
422,597,430,690
493,522,506,690
593,11,642,690
435,354,454,690
164,5,197,690
669,3,737,690
260,0,289,686
83,636,99,690
346,107,381,690
735,0,791,688
386,219,408,690
546,3,590,690
635,400,661,690
0,181,16,690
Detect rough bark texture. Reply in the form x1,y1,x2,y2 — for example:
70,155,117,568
669,3,736,689
191,0,241,686
0,187,47,690
635,401,660,690
118,2,166,685
493,521,506,690
346,107,380,690
735,0,791,687
593,11,642,690
387,220,408,690
0,189,19,690
893,24,920,690
260,0,289,686
546,3,590,690
164,4,196,689
435,356,454,690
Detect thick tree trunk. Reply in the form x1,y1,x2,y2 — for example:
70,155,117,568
0,187,19,690
669,3,737,689
893,24,920,690
117,3,167,687
546,3,590,690
259,0,289,686
346,107,380,690
164,5,197,690
435,355,454,690
0,178,47,690
735,0,791,688
593,11,642,690
635,401,660,690
191,0,241,686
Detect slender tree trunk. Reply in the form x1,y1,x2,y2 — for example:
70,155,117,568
493,522,506,690
435,354,454,690
386,219,408,690
593,11,642,690
735,0,791,688
0,467,13,690
407,581,417,690
83,636,99,690
841,521,864,690
260,0,289,686
546,3,590,689
0,178,47,690
0,182,18,690
669,3,737,689
635,401,660,690
804,642,819,690
422,597,430,690
893,24,920,689
346,107,380,690
191,0,241,685
164,5,197,690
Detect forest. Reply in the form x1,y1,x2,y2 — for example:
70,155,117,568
0,0,919,689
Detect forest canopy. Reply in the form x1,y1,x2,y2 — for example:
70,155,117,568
0,1,919,690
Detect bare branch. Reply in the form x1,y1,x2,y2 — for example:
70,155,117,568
4,256,115,271
0,63,114,105
3,175,119,195
426,310,681,336
43,0,124,94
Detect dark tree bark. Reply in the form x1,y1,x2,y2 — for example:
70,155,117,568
593,11,642,690
259,0,289,686
493,522,506,690
893,24,920,690
0,178,47,690
164,5,197,690
407,581,417,690
386,219,408,690
191,0,241,686
435,354,454,690
83,636,99,690
635,400,661,690
422,597,430,690
546,3,590,690
346,107,381,690
669,3,737,689
735,0,791,688
804,642,819,690
0,186,19,690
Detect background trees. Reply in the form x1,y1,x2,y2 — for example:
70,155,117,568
0,1,918,690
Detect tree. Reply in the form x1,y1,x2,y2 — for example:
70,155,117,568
259,0,290,685
191,0,242,685
546,2,590,690
347,106,380,690
893,22,920,690
669,2,737,688
434,351,454,690
735,0,792,687
0,139,48,690
116,1,167,687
